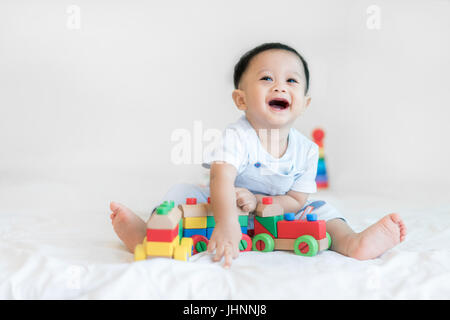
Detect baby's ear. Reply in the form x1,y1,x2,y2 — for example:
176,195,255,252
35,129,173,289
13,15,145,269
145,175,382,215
232,89,247,111
304,95,312,109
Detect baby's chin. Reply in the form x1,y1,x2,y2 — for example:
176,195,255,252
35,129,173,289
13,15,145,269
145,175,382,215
247,111,296,130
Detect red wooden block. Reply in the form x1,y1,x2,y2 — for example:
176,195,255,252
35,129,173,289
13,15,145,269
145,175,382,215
262,197,272,205
186,198,197,205
277,220,326,240
312,128,324,142
147,223,179,242
254,219,275,238
317,181,328,188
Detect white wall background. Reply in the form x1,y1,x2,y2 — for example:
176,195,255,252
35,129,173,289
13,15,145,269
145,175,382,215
1,0,449,214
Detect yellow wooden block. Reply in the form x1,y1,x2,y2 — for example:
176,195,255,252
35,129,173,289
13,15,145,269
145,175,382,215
145,236,179,257
319,147,325,158
173,245,190,261
134,244,146,261
180,237,194,257
183,217,207,229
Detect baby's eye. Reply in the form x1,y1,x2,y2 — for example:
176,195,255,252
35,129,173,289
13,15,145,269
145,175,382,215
260,76,272,81
287,78,298,83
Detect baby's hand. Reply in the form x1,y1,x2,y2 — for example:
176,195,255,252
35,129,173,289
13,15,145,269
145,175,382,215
235,188,257,213
207,218,242,268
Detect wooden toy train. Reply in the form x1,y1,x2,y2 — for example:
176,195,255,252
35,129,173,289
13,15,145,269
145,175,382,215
134,196,331,262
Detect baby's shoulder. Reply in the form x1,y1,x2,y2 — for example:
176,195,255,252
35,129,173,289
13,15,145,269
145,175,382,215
225,115,252,133
290,128,318,152
222,116,255,143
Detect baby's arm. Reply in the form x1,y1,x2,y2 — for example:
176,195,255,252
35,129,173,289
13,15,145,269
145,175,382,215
207,162,243,268
255,190,309,214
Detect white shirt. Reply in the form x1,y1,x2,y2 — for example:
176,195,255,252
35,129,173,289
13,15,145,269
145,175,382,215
202,116,319,196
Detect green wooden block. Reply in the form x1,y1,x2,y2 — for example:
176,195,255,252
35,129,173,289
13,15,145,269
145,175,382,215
156,206,169,215
206,216,216,228
161,200,175,209
178,220,183,244
255,215,283,238
238,215,248,227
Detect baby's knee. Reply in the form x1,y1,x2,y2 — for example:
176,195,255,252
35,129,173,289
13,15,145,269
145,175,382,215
163,183,208,205
166,183,197,196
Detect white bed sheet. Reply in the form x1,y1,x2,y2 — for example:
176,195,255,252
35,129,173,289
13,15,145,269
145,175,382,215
1,177,449,300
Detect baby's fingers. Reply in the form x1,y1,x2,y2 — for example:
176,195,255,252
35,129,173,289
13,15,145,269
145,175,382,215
233,245,240,259
207,238,216,253
213,244,225,262
223,245,233,269
236,196,247,207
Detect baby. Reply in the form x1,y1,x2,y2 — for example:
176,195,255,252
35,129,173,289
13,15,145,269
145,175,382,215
110,42,407,267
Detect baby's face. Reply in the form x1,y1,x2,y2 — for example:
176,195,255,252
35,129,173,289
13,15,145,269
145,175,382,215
233,49,310,130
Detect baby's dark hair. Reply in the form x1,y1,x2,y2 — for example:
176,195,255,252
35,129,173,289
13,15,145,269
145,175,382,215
233,42,310,93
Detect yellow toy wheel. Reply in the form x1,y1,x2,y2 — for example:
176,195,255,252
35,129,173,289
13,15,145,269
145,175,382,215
174,245,190,262
134,244,146,261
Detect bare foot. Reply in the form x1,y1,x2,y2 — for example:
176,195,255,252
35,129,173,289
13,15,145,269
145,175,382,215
110,201,147,253
347,213,407,260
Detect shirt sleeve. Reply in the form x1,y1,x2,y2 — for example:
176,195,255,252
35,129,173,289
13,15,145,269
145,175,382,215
290,143,319,193
202,127,248,174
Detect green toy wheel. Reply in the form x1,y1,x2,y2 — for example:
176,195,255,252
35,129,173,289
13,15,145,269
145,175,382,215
195,241,207,253
326,232,332,250
252,233,275,252
191,235,209,254
294,235,319,257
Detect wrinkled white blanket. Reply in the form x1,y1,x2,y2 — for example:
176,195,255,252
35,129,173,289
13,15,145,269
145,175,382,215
1,178,449,299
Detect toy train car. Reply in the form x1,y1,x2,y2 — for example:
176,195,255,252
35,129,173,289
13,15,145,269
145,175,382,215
252,197,331,256
134,198,251,262
134,196,331,262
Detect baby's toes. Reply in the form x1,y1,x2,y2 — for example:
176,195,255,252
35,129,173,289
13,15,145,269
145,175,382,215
389,213,408,242
399,224,407,242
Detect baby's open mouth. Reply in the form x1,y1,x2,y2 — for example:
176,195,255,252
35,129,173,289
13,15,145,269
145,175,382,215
268,98,290,110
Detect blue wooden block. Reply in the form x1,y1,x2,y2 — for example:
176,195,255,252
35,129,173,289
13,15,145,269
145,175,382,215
206,227,214,239
317,159,327,175
307,213,317,221
241,226,248,234
183,228,206,238
284,213,295,221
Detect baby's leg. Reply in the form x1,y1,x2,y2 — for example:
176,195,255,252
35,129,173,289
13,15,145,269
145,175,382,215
110,202,147,253
327,214,407,260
